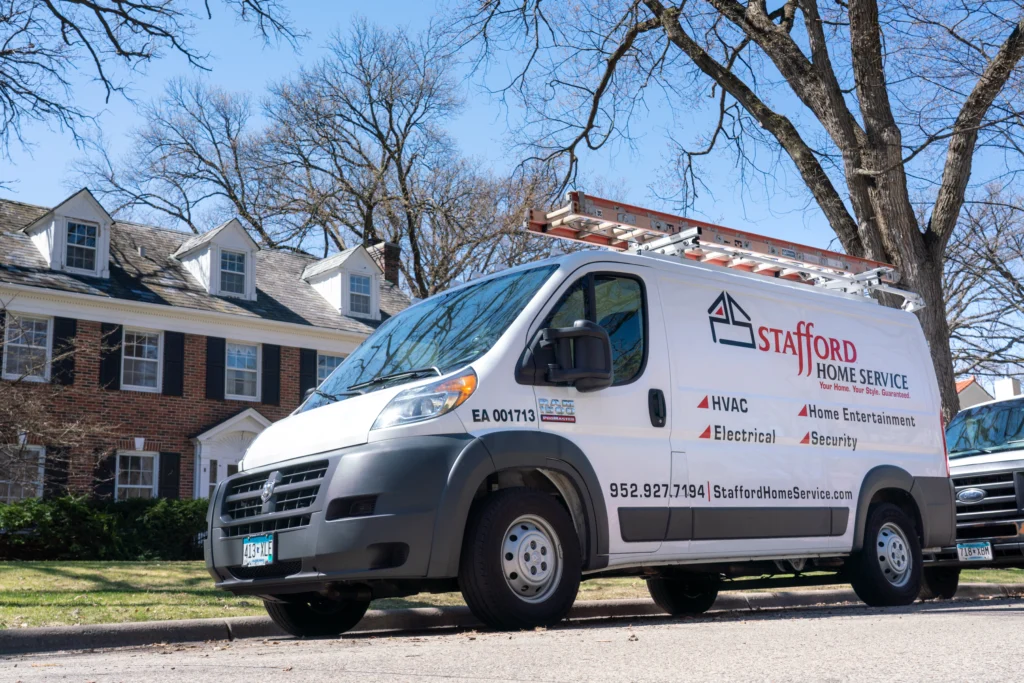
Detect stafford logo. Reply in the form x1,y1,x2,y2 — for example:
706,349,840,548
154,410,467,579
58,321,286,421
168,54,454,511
708,292,756,348
956,488,987,504
260,475,277,504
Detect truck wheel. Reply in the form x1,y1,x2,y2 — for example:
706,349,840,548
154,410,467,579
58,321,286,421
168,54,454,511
459,487,581,630
646,578,719,616
263,596,370,638
850,503,922,607
919,566,960,600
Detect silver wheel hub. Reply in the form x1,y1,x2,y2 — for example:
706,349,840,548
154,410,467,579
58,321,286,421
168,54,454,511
876,522,912,587
502,514,563,603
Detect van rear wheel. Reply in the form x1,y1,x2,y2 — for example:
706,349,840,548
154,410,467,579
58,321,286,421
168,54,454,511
263,596,370,638
646,578,719,616
459,488,581,630
850,503,922,607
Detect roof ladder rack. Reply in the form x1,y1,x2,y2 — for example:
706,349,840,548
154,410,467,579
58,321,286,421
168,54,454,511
525,191,924,312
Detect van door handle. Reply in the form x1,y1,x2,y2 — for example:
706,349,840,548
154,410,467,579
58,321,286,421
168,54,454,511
648,389,667,428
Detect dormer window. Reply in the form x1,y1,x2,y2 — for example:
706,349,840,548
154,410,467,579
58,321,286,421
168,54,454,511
220,250,247,296
349,274,372,316
66,221,98,271
22,189,112,279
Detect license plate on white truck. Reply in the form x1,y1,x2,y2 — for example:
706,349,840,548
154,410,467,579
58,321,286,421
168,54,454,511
242,534,274,567
957,541,993,562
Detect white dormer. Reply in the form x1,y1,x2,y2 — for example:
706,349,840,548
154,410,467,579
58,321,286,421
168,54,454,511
302,245,382,320
23,188,113,278
173,219,259,301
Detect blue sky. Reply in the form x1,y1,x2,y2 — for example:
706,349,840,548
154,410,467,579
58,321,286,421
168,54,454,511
1,0,837,249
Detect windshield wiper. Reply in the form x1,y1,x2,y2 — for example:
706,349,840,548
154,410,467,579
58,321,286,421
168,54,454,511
348,366,441,391
311,388,362,404
950,446,995,457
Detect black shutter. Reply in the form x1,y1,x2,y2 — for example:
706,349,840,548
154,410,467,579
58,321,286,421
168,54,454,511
43,447,69,498
93,450,117,500
206,336,226,400
299,348,317,401
162,331,185,397
158,452,181,499
0,310,6,363
51,317,77,385
98,323,122,390
262,344,281,405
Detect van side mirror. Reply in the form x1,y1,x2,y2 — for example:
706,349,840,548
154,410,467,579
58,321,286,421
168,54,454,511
516,319,613,392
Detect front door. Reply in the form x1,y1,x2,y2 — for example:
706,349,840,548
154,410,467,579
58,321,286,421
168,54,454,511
198,431,256,499
533,264,672,558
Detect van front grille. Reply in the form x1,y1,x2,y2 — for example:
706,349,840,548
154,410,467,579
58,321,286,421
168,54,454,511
223,514,312,538
953,470,1022,539
222,460,328,522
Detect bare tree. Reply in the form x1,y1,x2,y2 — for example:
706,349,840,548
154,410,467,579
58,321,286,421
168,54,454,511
77,21,570,295
945,187,1024,380
75,79,311,249
0,0,300,156
0,298,116,496
453,0,1024,419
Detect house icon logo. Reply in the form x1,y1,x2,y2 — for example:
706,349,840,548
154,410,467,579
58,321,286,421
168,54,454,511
708,292,756,348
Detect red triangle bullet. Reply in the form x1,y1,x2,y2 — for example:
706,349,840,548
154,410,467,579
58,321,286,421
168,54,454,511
798,405,808,417
699,426,712,439
800,432,810,444
698,396,709,409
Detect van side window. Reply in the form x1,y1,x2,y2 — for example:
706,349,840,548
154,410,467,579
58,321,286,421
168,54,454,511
545,273,646,385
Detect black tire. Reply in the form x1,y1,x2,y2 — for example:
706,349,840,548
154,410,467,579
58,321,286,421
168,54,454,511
459,487,581,630
849,503,922,607
263,596,370,638
646,578,719,616
919,566,960,600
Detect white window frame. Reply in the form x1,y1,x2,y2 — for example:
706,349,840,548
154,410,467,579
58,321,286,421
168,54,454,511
120,328,163,393
114,450,159,501
317,353,345,384
219,249,248,298
224,341,261,402
0,445,45,503
64,218,100,275
349,273,373,318
1,312,53,383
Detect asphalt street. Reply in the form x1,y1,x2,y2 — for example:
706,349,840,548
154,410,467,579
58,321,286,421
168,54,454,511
3,599,1020,682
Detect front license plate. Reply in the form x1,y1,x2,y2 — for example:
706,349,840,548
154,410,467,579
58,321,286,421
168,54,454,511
957,541,993,562
242,534,274,567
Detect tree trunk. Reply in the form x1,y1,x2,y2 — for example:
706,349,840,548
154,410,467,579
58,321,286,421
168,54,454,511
906,253,961,423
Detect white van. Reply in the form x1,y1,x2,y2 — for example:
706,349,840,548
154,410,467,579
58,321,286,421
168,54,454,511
205,203,954,636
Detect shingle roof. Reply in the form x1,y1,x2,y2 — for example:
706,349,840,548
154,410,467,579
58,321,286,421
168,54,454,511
955,377,977,393
0,197,410,335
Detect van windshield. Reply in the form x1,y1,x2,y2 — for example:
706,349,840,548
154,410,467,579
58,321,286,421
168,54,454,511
298,264,558,413
946,397,1024,458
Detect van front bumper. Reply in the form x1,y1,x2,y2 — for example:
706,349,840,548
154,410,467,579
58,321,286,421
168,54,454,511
924,462,1024,569
204,434,478,596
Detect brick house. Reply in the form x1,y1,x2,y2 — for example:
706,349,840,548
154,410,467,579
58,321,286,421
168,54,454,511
0,189,409,502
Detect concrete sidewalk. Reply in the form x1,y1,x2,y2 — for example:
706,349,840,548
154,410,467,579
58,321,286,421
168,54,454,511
2,583,1021,656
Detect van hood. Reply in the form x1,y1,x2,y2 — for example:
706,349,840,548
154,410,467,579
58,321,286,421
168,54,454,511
949,448,1024,471
241,386,400,470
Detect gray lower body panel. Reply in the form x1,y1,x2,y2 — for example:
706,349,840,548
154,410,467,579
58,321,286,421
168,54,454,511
617,506,849,542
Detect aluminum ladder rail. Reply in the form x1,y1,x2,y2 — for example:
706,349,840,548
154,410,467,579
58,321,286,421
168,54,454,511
525,192,925,312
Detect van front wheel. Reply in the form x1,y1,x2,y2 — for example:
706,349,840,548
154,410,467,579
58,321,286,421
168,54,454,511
919,566,960,600
647,578,718,616
850,503,922,607
263,596,370,638
459,488,581,630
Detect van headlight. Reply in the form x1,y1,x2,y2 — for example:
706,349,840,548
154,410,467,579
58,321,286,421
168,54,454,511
371,369,477,430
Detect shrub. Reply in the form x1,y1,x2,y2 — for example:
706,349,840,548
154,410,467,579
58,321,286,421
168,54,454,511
0,496,209,561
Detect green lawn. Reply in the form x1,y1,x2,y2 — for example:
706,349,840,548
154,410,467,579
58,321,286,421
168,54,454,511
1,562,1022,629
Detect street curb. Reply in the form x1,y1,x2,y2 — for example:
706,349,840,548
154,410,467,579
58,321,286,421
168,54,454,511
2,582,1021,655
